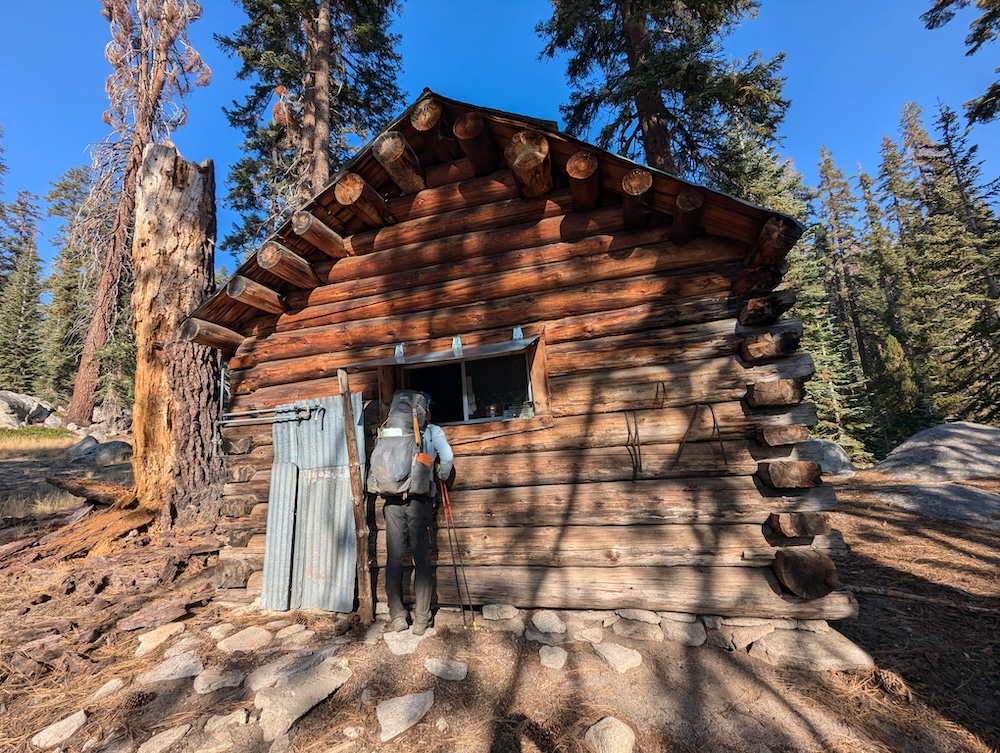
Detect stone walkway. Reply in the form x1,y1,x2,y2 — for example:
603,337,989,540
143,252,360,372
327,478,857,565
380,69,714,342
27,605,873,753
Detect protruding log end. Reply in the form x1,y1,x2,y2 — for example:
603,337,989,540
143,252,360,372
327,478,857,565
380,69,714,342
758,424,811,447
768,512,831,538
566,150,600,211
738,289,797,325
505,130,552,199
292,210,347,259
226,274,287,315
411,98,461,163
180,317,244,351
257,240,321,288
757,460,823,489
739,329,802,363
772,547,838,599
373,131,426,194
453,112,500,176
747,216,804,268
334,173,397,227
671,186,704,244
745,378,807,407
622,169,653,230
732,264,787,297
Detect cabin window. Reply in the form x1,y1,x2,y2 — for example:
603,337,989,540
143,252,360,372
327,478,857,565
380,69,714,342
403,351,534,425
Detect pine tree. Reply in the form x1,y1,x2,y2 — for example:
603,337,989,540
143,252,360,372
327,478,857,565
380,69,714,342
537,0,788,186
216,0,404,259
35,166,99,404
0,192,44,394
65,0,210,427
922,0,1000,123
0,125,9,291
714,133,810,220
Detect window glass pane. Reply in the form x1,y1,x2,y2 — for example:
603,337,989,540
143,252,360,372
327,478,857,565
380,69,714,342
466,354,531,420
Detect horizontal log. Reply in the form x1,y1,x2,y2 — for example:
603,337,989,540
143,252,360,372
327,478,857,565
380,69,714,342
257,241,322,289
238,265,739,366
216,548,264,588
291,211,348,259
505,130,553,199
227,275,287,315
375,524,769,568
772,548,838,600
272,233,742,336
566,150,600,211
410,97,461,162
373,130,425,194
738,289,796,326
181,317,243,351
453,111,500,175
376,565,858,619
768,512,831,538
316,204,623,286
385,170,520,223
758,461,823,489
383,479,837,527
745,379,808,407
550,353,816,412
343,188,577,258
447,402,818,456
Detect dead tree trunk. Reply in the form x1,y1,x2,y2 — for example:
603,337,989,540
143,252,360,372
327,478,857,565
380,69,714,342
131,144,225,530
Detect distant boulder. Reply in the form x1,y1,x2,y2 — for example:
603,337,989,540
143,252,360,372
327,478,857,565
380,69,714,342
876,422,1000,482
67,438,133,467
804,439,855,478
0,391,56,429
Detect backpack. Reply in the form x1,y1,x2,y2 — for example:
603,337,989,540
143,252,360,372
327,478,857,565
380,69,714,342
366,389,434,497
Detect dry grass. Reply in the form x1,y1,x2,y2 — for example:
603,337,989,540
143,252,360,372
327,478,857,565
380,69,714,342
0,428,77,455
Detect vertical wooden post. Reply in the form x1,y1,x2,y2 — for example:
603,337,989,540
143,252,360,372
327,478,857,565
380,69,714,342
339,368,373,625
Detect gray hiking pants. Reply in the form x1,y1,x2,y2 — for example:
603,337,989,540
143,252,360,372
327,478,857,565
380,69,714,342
383,495,434,627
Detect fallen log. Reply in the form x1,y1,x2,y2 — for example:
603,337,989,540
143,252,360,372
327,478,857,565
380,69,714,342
45,478,136,508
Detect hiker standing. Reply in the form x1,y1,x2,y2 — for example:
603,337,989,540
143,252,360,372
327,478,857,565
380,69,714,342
369,390,454,635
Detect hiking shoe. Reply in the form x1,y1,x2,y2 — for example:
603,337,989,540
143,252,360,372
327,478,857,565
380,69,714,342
412,623,429,636
390,618,408,632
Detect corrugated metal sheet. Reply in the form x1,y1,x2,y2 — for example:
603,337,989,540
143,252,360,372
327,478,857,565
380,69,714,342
261,394,365,612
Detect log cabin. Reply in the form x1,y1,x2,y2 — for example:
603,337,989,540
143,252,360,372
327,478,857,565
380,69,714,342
185,90,857,623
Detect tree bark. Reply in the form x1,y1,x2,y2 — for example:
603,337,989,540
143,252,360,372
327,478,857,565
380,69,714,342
131,144,225,530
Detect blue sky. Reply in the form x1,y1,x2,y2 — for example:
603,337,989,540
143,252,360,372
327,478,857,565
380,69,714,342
0,0,997,273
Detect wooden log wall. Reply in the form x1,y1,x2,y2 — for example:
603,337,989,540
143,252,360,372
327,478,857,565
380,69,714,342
211,101,852,620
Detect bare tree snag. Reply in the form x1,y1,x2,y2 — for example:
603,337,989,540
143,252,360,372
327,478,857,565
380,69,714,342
772,548,838,599
373,131,426,193
768,512,831,538
292,210,348,258
671,187,704,244
338,369,372,625
257,241,322,288
504,130,553,199
334,173,397,226
739,329,802,362
622,168,653,229
131,143,225,529
745,379,807,407
226,275,287,315
758,461,823,489
758,424,811,447
746,216,803,268
453,112,500,176
738,289,797,325
180,318,243,352
410,97,461,162
566,150,600,211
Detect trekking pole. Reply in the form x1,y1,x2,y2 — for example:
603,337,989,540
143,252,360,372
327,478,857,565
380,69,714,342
438,478,469,628
440,481,476,629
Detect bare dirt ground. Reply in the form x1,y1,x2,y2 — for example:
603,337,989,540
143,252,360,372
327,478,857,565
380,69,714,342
0,450,997,753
